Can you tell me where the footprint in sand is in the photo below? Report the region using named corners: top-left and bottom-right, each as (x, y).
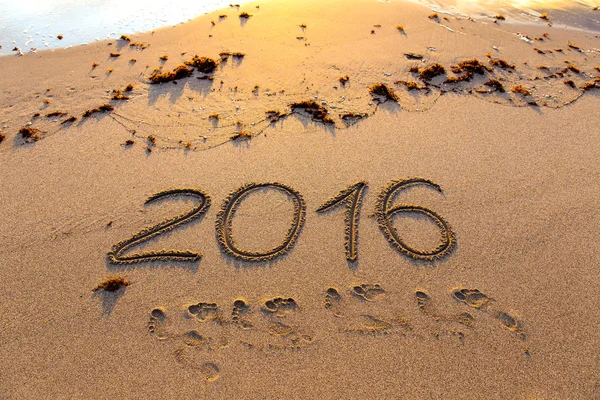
top-left (263, 297), bottom-right (298, 316)
top-left (147, 307), bottom-right (170, 340)
top-left (231, 299), bottom-right (253, 329)
top-left (174, 348), bottom-right (220, 382)
top-left (351, 284), bottom-right (385, 302)
top-left (451, 288), bottom-right (494, 309)
top-left (451, 287), bottom-right (526, 340)
top-left (324, 287), bottom-right (344, 317)
top-left (188, 302), bottom-right (222, 322)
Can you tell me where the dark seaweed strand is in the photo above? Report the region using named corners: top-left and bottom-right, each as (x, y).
top-left (107, 188), bottom-right (211, 264)
top-left (316, 182), bottom-right (367, 261)
top-left (215, 182), bottom-right (306, 262)
top-left (374, 178), bottom-right (456, 261)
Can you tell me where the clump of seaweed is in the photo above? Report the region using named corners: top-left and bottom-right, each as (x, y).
top-left (159, 55), bottom-right (169, 61)
top-left (239, 11), bottom-right (251, 18)
top-left (149, 64), bottom-right (192, 84)
top-left (368, 83), bottom-right (399, 101)
top-left (266, 110), bottom-right (287, 123)
top-left (340, 112), bottom-right (368, 120)
top-left (209, 113), bottom-right (220, 120)
top-left (429, 13), bottom-right (439, 19)
top-left (231, 130), bottom-right (252, 140)
top-left (92, 62), bottom-right (99, 69)
top-left (82, 104), bottom-right (114, 118)
top-left (396, 25), bottom-right (404, 32)
top-left (394, 80), bottom-right (424, 90)
top-left (184, 56), bottom-right (218, 73)
top-left (119, 35), bottom-right (131, 42)
top-left (568, 42), bottom-right (580, 50)
top-left (46, 111), bottom-right (68, 118)
top-left (124, 84), bottom-right (134, 92)
top-left (452, 59), bottom-right (488, 75)
top-left (290, 100), bottom-right (335, 123)
top-left (495, 14), bottom-right (506, 20)
top-left (61, 116), bottom-right (77, 125)
top-left (129, 42), bottom-right (148, 49)
top-left (489, 59), bottom-right (516, 69)
top-left (338, 75), bottom-right (349, 85)
top-left (419, 63), bottom-right (445, 81)
top-left (409, 65), bottom-right (420, 73)
top-left (93, 277), bottom-right (130, 292)
top-left (484, 79), bottom-right (505, 92)
top-left (19, 127), bottom-right (42, 142)
top-left (129, 58), bottom-right (137, 63)
top-left (582, 77), bottom-right (600, 91)
top-left (110, 52), bottom-right (121, 58)
top-left (565, 64), bottom-right (580, 73)
top-left (511, 85), bottom-right (531, 96)
top-left (111, 89), bottom-right (129, 100)
top-left (564, 80), bottom-right (576, 88)
top-left (444, 73), bottom-right (473, 83)
top-left (539, 12), bottom-right (550, 20)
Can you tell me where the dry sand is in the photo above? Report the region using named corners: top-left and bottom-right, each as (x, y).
top-left (1, 0), bottom-right (599, 398)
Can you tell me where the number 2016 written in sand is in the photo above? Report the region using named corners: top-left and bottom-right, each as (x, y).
top-left (107, 178), bottom-right (456, 264)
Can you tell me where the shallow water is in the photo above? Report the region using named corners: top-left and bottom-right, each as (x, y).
top-left (412, 0), bottom-right (600, 32)
top-left (0, 0), bottom-right (249, 56)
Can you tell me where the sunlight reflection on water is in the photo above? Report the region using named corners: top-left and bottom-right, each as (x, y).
top-left (0, 0), bottom-right (250, 55)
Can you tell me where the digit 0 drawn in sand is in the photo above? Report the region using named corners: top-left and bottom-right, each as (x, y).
top-left (451, 288), bottom-right (526, 340)
top-left (108, 188), bottom-right (211, 264)
top-left (374, 178), bottom-right (456, 261)
top-left (316, 182), bottom-right (367, 262)
top-left (215, 182), bottom-right (306, 262)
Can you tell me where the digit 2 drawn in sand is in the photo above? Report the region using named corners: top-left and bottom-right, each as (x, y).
top-left (317, 182), bottom-right (367, 262)
top-left (374, 178), bottom-right (455, 261)
top-left (108, 189), bottom-right (211, 264)
top-left (215, 182), bottom-right (306, 261)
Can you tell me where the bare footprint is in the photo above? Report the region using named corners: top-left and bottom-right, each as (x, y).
top-left (345, 314), bottom-right (411, 336)
top-left (351, 284), bottom-right (385, 302)
top-left (324, 287), bottom-right (344, 317)
top-left (231, 299), bottom-right (253, 329)
top-left (451, 288), bottom-right (493, 309)
top-left (452, 288), bottom-right (525, 340)
top-left (495, 311), bottom-right (526, 340)
top-left (174, 349), bottom-right (220, 382)
top-left (147, 307), bottom-right (170, 340)
top-left (263, 297), bottom-right (298, 316)
top-left (188, 302), bottom-right (222, 322)
top-left (181, 330), bottom-right (209, 348)
top-left (454, 311), bottom-right (475, 327)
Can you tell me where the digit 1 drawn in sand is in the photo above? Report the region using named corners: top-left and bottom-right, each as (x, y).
top-left (108, 188), bottom-right (211, 264)
top-left (374, 178), bottom-right (456, 261)
top-left (215, 182), bottom-right (306, 262)
top-left (316, 182), bottom-right (367, 261)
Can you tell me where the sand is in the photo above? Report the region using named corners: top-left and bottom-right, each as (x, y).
top-left (1, 0), bottom-right (599, 398)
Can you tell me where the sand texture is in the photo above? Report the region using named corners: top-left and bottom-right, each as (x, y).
top-left (0, 0), bottom-right (599, 398)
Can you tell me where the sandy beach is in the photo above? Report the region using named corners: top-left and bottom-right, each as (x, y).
top-left (1, 0), bottom-right (599, 398)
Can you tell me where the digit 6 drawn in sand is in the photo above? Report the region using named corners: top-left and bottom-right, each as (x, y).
top-left (216, 182), bottom-right (306, 262)
top-left (374, 178), bottom-right (455, 261)
top-left (316, 182), bottom-right (367, 262)
top-left (108, 189), bottom-right (211, 264)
